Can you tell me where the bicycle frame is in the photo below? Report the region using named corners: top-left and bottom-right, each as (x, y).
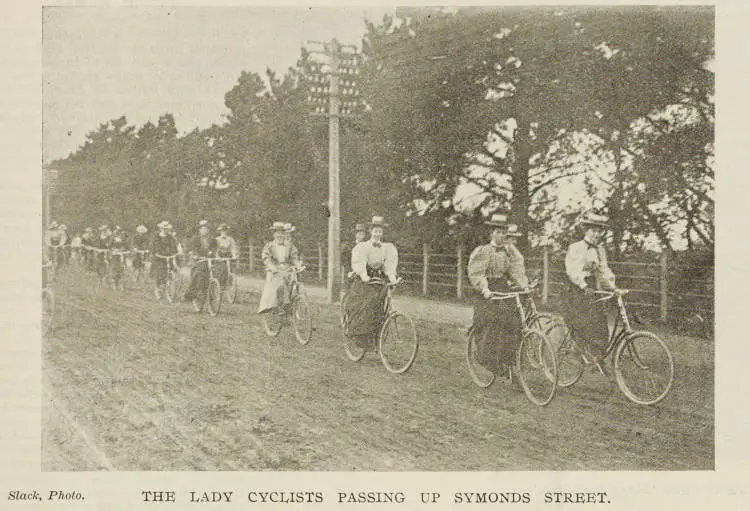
top-left (593, 290), bottom-right (633, 357)
top-left (487, 287), bottom-right (537, 331)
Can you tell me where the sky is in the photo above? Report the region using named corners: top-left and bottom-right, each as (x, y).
top-left (42, 6), bottom-right (394, 163)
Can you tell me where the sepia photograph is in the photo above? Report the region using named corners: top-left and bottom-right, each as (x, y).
top-left (40, 5), bottom-right (714, 472)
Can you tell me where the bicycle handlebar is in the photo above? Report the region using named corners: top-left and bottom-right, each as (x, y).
top-left (593, 289), bottom-right (629, 302)
top-left (367, 276), bottom-right (402, 287)
top-left (153, 253), bottom-right (178, 260)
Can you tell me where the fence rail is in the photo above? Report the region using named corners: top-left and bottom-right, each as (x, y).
top-left (237, 241), bottom-right (714, 322)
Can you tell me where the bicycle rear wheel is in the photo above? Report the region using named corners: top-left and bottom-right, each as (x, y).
top-left (263, 310), bottom-right (283, 337)
top-left (165, 273), bottom-right (177, 304)
top-left (292, 294), bottom-right (312, 345)
top-left (517, 329), bottom-right (557, 406)
top-left (378, 312), bottom-right (418, 374)
top-left (466, 327), bottom-right (495, 388)
top-left (614, 330), bottom-right (674, 405)
top-left (42, 288), bottom-right (54, 336)
top-left (206, 278), bottom-right (222, 317)
top-left (529, 313), bottom-right (584, 388)
top-left (226, 273), bottom-right (237, 304)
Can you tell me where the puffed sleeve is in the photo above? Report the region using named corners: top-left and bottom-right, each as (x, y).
top-left (565, 241), bottom-right (588, 290)
top-left (467, 245), bottom-right (490, 293)
top-left (506, 245), bottom-right (529, 289)
top-left (596, 246), bottom-right (616, 290)
top-left (289, 244), bottom-right (301, 266)
top-left (351, 242), bottom-right (368, 280)
top-left (384, 243), bottom-right (398, 282)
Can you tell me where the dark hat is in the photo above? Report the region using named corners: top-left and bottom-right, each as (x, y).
top-left (368, 216), bottom-right (389, 227)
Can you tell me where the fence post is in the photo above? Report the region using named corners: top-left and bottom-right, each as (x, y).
top-left (660, 248), bottom-right (668, 322)
top-left (456, 243), bottom-right (464, 300)
top-left (422, 243), bottom-right (430, 296)
top-left (248, 241), bottom-right (254, 273)
top-left (318, 242), bottom-right (324, 282)
top-left (542, 244), bottom-right (550, 306)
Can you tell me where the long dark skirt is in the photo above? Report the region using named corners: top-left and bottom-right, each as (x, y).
top-left (344, 279), bottom-right (388, 344)
top-left (150, 258), bottom-right (172, 286)
top-left (560, 285), bottom-right (610, 359)
top-left (472, 295), bottom-right (523, 371)
top-left (184, 261), bottom-right (209, 301)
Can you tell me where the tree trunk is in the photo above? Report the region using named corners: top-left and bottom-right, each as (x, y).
top-left (511, 120), bottom-right (532, 253)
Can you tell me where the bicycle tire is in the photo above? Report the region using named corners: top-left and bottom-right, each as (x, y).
top-left (517, 329), bottom-right (558, 406)
top-left (530, 313), bottom-right (584, 388)
top-left (206, 278), bottom-right (222, 317)
top-left (614, 330), bottom-right (674, 405)
top-left (226, 274), bottom-right (237, 304)
top-left (292, 294), bottom-right (312, 345)
top-left (466, 327), bottom-right (495, 388)
top-left (165, 273), bottom-right (176, 304)
top-left (263, 310), bottom-right (283, 337)
top-left (378, 312), bottom-right (418, 374)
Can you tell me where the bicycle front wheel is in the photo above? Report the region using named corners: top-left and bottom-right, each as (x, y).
top-left (466, 327), bottom-right (495, 388)
top-left (292, 294), bottom-right (312, 345)
top-left (614, 330), bottom-right (674, 405)
top-left (342, 310), bottom-right (366, 362)
top-left (226, 274), bottom-right (237, 304)
top-left (206, 278), bottom-right (222, 317)
top-left (517, 329), bottom-right (558, 406)
top-left (378, 312), bottom-right (418, 374)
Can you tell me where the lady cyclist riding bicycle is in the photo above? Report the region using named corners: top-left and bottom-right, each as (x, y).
top-left (183, 219), bottom-right (217, 304)
top-left (467, 214), bottom-right (530, 383)
top-left (258, 221), bottom-right (302, 317)
top-left (214, 223), bottom-right (238, 287)
top-left (344, 216), bottom-right (399, 348)
top-left (562, 212), bottom-right (617, 372)
top-left (150, 220), bottom-right (180, 299)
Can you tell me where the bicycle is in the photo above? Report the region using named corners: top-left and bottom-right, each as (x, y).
top-left (152, 253), bottom-right (180, 303)
top-left (191, 257), bottom-right (222, 317)
top-left (131, 248), bottom-right (150, 283)
top-left (341, 277), bottom-right (418, 374)
top-left (109, 249), bottom-right (130, 291)
top-left (262, 266), bottom-right (312, 345)
top-left (42, 261), bottom-right (54, 336)
top-left (466, 284), bottom-right (558, 406)
top-left (551, 289), bottom-right (674, 405)
top-left (91, 247), bottom-right (111, 290)
top-left (216, 257), bottom-right (238, 304)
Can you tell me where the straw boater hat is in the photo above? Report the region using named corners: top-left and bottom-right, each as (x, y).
top-left (58, 224), bottom-right (67, 230)
top-left (217, 223), bottom-right (229, 232)
top-left (368, 216), bottom-right (389, 228)
top-left (198, 219), bottom-right (209, 228)
top-left (157, 220), bottom-right (169, 230)
top-left (49, 221), bottom-right (58, 229)
top-left (580, 213), bottom-right (609, 229)
top-left (136, 225), bottom-right (148, 234)
top-left (484, 214), bottom-right (522, 236)
top-left (270, 221), bottom-right (286, 231)
top-left (99, 225), bottom-right (109, 232)
top-left (84, 227), bottom-right (93, 233)
top-left (355, 223), bottom-right (366, 232)
top-left (284, 223), bottom-right (295, 233)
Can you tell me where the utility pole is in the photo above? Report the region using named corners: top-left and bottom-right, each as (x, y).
top-left (305, 38), bottom-right (362, 303)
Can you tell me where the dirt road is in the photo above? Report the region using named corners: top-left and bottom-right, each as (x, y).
top-left (42, 268), bottom-right (713, 470)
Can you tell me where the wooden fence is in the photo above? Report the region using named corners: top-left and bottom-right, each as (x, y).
top-left (236, 240), bottom-right (714, 323)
